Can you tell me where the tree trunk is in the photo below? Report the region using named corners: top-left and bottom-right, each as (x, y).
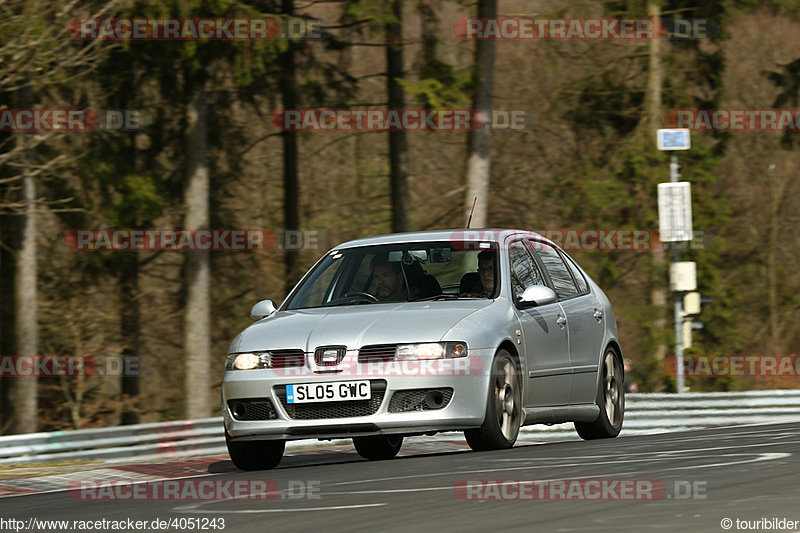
top-left (646, 0), bottom-right (668, 365)
top-left (120, 254), bottom-right (141, 424)
top-left (463, 0), bottom-right (497, 228)
top-left (386, 0), bottom-right (409, 232)
top-left (120, 103), bottom-right (143, 425)
top-left (184, 80), bottom-right (211, 419)
top-left (767, 183), bottom-right (778, 354)
top-left (13, 84), bottom-right (38, 434)
top-left (0, 225), bottom-right (13, 433)
top-left (281, 0), bottom-right (300, 294)
top-left (766, 163), bottom-right (790, 354)
top-left (645, 1), bottom-right (662, 135)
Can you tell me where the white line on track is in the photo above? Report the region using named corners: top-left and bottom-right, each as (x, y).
top-left (660, 452), bottom-right (790, 470)
top-left (330, 446), bottom-right (793, 486)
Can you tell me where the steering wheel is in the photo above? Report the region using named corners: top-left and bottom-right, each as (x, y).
top-left (342, 291), bottom-right (380, 303)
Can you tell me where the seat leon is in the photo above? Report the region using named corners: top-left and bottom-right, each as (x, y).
top-left (221, 229), bottom-right (625, 470)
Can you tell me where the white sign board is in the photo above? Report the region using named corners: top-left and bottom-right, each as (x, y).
top-left (670, 261), bottom-right (697, 292)
top-left (658, 182), bottom-right (693, 242)
top-left (657, 128), bottom-right (691, 150)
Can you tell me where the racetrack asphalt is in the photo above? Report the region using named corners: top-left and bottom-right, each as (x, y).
top-left (1, 422), bottom-right (798, 532)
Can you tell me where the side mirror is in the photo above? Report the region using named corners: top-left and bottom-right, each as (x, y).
top-left (249, 299), bottom-right (277, 320)
top-left (518, 285), bottom-right (557, 307)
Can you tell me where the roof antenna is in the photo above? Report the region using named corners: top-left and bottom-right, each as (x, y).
top-left (466, 196), bottom-right (478, 229)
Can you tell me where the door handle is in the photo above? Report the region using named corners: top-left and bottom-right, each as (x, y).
top-left (556, 315), bottom-right (567, 328)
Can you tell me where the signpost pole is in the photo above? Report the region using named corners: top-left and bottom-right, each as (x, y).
top-left (670, 153), bottom-right (685, 394)
top-left (657, 128), bottom-right (692, 394)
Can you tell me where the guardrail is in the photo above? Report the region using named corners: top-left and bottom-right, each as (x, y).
top-left (521, 389), bottom-right (800, 441)
top-left (1, 390), bottom-right (799, 466)
top-left (0, 418), bottom-right (225, 466)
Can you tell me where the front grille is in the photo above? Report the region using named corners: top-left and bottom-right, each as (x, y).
top-left (275, 380), bottom-right (386, 419)
top-left (358, 344), bottom-right (397, 363)
top-left (314, 345), bottom-right (347, 366)
top-left (228, 398), bottom-right (278, 421)
top-left (388, 388), bottom-right (454, 413)
top-left (270, 349), bottom-right (306, 368)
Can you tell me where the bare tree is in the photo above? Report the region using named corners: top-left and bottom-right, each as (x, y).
top-left (0, 0), bottom-right (128, 432)
top-left (386, 0), bottom-right (409, 232)
top-left (644, 1), bottom-right (662, 136)
top-left (184, 80), bottom-right (211, 419)
top-left (13, 84), bottom-right (38, 434)
top-left (463, 0), bottom-right (496, 227)
top-left (645, 0), bottom-right (668, 363)
top-left (281, 0), bottom-right (301, 293)
top-left (119, 253), bottom-right (142, 424)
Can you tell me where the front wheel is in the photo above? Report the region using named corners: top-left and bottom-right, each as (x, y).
top-left (575, 348), bottom-right (624, 440)
top-left (353, 435), bottom-right (403, 460)
top-left (465, 349), bottom-right (522, 451)
top-left (226, 431), bottom-right (285, 470)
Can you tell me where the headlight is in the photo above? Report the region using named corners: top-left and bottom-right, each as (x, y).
top-left (395, 342), bottom-right (467, 360)
top-left (225, 352), bottom-right (270, 370)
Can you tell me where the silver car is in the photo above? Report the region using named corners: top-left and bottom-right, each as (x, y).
top-left (222, 229), bottom-right (624, 470)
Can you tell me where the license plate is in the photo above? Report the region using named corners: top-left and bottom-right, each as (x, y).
top-left (286, 380), bottom-right (371, 404)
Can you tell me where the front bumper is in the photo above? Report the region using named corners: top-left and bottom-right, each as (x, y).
top-left (221, 351), bottom-right (491, 441)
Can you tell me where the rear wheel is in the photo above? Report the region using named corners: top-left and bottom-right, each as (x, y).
top-left (353, 435), bottom-right (403, 460)
top-left (225, 431), bottom-right (285, 470)
top-left (575, 348), bottom-right (624, 440)
top-left (465, 349), bottom-right (522, 451)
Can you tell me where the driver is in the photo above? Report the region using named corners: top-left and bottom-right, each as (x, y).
top-left (371, 256), bottom-right (409, 301)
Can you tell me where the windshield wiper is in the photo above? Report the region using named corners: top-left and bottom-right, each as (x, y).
top-left (326, 300), bottom-right (378, 307)
top-left (412, 294), bottom-right (478, 302)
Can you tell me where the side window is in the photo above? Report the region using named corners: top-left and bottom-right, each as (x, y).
top-left (529, 241), bottom-right (579, 299)
top-left (562, 252), bottom-right (589, 294)
top-left (508, 240), bottom-right (544, 300)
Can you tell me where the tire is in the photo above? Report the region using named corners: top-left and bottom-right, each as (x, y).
top-left (225, 431), bottom-right (285, 471)
top-left (465, 349), bottom-right (522, 451)
top-left (353, 435), bottom-right (404, 460)
top-left (575, 347), bottom-right (624, 440)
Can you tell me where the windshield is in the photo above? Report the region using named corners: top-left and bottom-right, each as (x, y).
top-left (285, 241), bottom-right (500, 310)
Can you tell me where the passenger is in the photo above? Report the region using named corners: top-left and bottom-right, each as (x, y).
top-left (477, 250), bottom-right (496, 297)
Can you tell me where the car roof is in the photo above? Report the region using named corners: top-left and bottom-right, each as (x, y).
top-left (334, 229), bottom-right (551, 250)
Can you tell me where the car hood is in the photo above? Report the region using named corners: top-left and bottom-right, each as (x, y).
top-left (232, 300), bottom-right (494, 353)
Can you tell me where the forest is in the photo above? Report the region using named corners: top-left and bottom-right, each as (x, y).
top-left (1, 0), bottom-right (799, 434)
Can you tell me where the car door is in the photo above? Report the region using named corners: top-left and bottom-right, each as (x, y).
top-left (529, 240), bottom-right (604, 405)
top-left (507, 239), bottom-right (571, 407)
